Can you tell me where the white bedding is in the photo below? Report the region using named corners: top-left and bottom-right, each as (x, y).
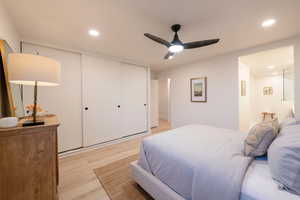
top-left (139, 124), bottom-right (252, 200)
top-left (138, 125), bottom-right (299, 200)
top-left (241, 159), bottom-right (299, 200)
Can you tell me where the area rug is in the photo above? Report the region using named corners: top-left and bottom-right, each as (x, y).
top-left (94, 154), bottom-right (153, 200)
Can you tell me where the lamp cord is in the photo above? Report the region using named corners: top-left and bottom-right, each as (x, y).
top-left (33, 81), bottom-right (38, 123)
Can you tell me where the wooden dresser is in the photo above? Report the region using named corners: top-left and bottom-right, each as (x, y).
top-left (0, 116), bottom-right (60, 200)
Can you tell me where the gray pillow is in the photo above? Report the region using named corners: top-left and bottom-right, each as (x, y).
top-left (244, 120), bottom-right (279, 157)
top-left (268, 125), bottom-right (300, 195)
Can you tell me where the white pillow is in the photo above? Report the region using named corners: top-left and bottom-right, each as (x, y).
top-left (279, 124), bottom-right (300, 136)
top-left (268, 125), bottom-right (300, 195)
top-left (279, 117), bottom-right (299, 130)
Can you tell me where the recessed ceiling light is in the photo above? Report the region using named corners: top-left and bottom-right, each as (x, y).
top-left (262, 19), bottom-right (276, 27)
top-left (267, 65), bottom-right (275, 69)
top-left (89, 29), bottom-right (100, 37)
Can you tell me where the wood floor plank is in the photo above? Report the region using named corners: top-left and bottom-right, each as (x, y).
top-left (58, 120), bottom-right (170, 200)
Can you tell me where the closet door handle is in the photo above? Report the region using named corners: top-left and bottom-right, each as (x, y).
top-left (84, 107), bottom-right (89, 110)
top-left (117, 105), bottom-right (121, 108)
top-left (144, 104), bottom-right (147, 106)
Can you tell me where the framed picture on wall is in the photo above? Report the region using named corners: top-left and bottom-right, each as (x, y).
top-left (191, 77), bottom-right (207, 102)
top-left (241, 80), bottom-right (246, 96)
top-left (263, 87), bottom-right (273, 96)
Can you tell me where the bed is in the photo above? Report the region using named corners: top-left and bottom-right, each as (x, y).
top-left (130, 124), bottom-right (299, 200)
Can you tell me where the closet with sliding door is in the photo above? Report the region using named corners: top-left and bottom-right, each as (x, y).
top-left (21, 42), bottom-right (149, 152)
top-left (82, 55), bottom-right (148, 147)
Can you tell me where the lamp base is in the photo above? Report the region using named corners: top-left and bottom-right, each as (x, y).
top-left (22, 120), bottom-right (45, 127)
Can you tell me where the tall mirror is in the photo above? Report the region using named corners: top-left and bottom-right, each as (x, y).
top-left (0, 40), bottom-right (24, 118)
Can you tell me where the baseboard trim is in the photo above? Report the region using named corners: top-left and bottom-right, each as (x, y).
top-left (59, 131), bottom-right (150, 158)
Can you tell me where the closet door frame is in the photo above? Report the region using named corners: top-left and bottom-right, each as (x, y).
top-left (82, 56), bottom-right (151, 147)
top-left (20, 42), bottom-right (151, 151)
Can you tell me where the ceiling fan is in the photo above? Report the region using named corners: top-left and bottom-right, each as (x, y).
top-left (144, 24), bottom-right (220, 60)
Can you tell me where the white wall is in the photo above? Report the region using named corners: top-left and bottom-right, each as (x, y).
top-left (160, 54), bottom-right (239, 129)
top-left (159, 36), bottom-right (300, 130)
top-left (0, 1), bottom-right (19, 51)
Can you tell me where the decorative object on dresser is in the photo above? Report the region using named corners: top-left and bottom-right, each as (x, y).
top-left (0, 117), bottom-right (18, 128)
top-left (8, 53), bottom-right (61, 126)
top-left (24, 104), bottom-right (49, 117)
top-left (191, 77), bottom-right (207, 102)
top-left (0, 116), bottom-right (60, 200)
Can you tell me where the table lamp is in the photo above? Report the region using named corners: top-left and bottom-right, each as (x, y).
top-left (8, 53), bottom-right (61, 126)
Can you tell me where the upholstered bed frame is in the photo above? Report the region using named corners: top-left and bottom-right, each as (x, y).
top-left (130, 161), bottom-right (185, 200)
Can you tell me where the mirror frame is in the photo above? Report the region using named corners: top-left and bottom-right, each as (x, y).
top-left (0, 40), bottom-right (25, 118)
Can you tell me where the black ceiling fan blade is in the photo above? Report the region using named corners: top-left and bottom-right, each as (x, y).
top-left (164, 52), bottom-right (175, 60)
top-left (144, 33), bottom-right (171, 47)
top-left (183, 39), bottom-right (220, 49)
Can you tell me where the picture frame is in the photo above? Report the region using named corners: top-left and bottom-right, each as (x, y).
top-left (241, 80), bottom-right (246, 96)
top-left (263, 87), bottom-right (273, 96)
top-left (191, 77), bottom-right (207, 102)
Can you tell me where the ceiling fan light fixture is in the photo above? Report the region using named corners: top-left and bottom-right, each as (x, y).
top-left (168, 45), bottom-right (184, 53)
top-left (262, 19), bottom-right (276, 27)
top-left (89, 29), bottom-right (100, 37)
top-left (144, 24), bottom-right (220, 59)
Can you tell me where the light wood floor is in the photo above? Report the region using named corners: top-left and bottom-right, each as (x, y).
top-left (58, 120), bottom-right (171, 200)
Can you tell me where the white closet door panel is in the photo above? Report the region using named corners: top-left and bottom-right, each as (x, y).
top-left (82, 55), bottom-right (121, 146)
top-left (22, 43), bottom-right (82, 152)
top-left (120, 63), bottom-right (147, 136)
top-left (151, 80), bottom-right (159, 127)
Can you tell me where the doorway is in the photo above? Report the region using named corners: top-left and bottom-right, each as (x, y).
top-left (150, 71), bottom-right (171, 131)
top-left (239, 46), bottom-right (295, 131)
top-left (158, 78), bottom-right (171, 122)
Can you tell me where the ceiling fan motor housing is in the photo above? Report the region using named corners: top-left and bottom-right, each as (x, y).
top-left (171, 24), bottom-right (181, 32)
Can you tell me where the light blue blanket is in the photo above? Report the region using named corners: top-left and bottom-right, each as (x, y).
top-left (138, 124), bottom-right (253, 200)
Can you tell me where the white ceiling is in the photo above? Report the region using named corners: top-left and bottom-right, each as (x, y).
top-left (2, 0), bottom-right (300, 71)
top-left (240, 46), bottom-right (294, 77)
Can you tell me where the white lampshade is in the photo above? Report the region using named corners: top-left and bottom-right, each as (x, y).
top-left (8, 53), bottom-right (61, 86)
